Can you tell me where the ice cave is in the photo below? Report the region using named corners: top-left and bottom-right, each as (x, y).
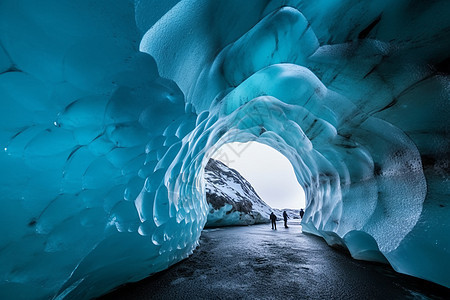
top-left (0, 0), bottom-right (449, 299)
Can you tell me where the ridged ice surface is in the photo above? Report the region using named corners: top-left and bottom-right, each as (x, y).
top-left (0, 0), bottom-right (449, 299)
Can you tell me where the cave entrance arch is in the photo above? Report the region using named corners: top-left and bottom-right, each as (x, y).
top-left (203, 140), bottom-right (306, 227)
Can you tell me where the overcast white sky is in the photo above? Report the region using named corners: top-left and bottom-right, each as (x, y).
top-left (211, 141), bottom-right (305, 209)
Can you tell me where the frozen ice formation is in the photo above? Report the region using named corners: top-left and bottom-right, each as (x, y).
top-left (0, 0), bottom-right (449, 299)
top-left (205, 159), bottom-right (271, 227)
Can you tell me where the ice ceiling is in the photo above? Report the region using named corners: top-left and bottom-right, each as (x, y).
top-left (0, 0), bottom-right (449, 299)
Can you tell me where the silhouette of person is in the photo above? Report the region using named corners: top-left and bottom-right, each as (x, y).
top-left (270, 212), bottom-right (277, 230)
top-left (283, 211), bottom-right (289, 228)
top-left (300, 209), bottom-right (304, 219)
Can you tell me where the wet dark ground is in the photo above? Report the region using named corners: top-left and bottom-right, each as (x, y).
top-left (99, 221), bottom-right (450, 300)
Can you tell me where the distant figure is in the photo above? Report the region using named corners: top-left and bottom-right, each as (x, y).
top-left (300, 209), bottom-right (304, 219)
top-left (283, 211), bottom-right (289, 228)
top-left (270, 212), bottom-right (277, 230)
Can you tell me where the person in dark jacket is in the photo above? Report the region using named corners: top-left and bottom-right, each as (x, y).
top-left (270, 212), bottom-right (277, 230)
top-left (283, 211), bottom-right (289, 228)
top-left (300, 208), bottom-right (304, 219)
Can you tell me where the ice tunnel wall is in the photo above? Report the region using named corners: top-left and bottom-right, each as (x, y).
top-left (0, 0), bottom-right (449, 299)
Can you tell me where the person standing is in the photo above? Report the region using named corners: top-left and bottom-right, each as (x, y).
top-left (270, 212), bottom-right (277, 230)
top-left (283, 211), bottom-right (289, 228)
top-left (300, 208), bottom-right (304, 219)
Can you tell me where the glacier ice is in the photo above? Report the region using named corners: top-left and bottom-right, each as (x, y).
top-left (0, 0), bottom-right (449, 299)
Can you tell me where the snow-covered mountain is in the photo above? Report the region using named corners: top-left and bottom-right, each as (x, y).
top-left (204, 159), bottom-right (273, 227)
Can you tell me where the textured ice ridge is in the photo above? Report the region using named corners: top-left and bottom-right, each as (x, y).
top-left (0, 0), bottom-right (449, 299)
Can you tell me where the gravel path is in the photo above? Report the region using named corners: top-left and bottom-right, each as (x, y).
top-left (99, 221), bottom-right (450, 299)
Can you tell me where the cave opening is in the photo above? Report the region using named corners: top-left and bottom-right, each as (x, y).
top-left (203, 140), bottom-right (306, 227)
top-left (211, 141), bottom-right (305, 210)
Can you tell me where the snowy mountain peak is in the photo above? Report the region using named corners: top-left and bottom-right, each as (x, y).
top-left (204, 159), bottom-right (273, 227)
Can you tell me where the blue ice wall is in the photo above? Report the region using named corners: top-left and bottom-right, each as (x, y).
top-left (0, 0), bottom-right (449, 299)
top-left (0, 1), bottom-right (203, 299)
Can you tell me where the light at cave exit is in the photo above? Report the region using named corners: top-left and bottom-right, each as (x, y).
top-left (212, 141), bottom-right (306, 209)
